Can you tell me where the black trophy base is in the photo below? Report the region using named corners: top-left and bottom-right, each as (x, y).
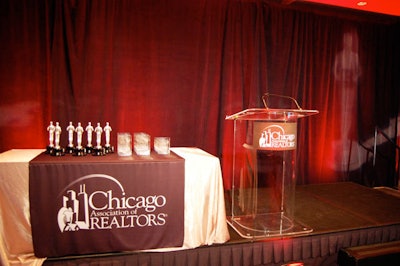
top-left (46, 146), bottom-right (54, 154)
top-left (85, 146), bottom-right (94, 154)
top-left (104, 145), bottom-right (114, 154)
top-left (73, 147), bottom-right (86, 156)
top-left (66, 146), bottom-right (75, 154)
top-left (92, 147), bottom-right (105, 156)
top-left (50, 147), bottom-right (65, 156)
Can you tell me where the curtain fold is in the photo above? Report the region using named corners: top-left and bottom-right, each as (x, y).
top-left (0, 0), bottom-right (399, 188)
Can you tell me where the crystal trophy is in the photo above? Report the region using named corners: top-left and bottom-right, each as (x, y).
top-left (134, 132), bottom-right (151, 156)
top-left (154, 137), bottom-right (170, 155)
top-left (117, 133), bottom-right (132, 156)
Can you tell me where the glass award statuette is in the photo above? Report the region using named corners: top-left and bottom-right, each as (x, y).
top-left (154, 137), bottom-right (170, 155)
top-left (117, 133), bottom-right (132, 156)
top-left (225, 93), bottom-right (318, 239)
top-left (134, 132), bottom-right (151, 156)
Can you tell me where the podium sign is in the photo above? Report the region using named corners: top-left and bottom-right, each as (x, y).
top-left (225, 94), bottom-right (318, 239)
top-left (253, 121), bottom-right (297, 150)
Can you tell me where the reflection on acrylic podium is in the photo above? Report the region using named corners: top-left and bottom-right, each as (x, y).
top-left (225, 94), bottom-right (318, 239)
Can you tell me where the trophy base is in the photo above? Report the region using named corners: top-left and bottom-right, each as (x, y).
top-left (51, 147), bottom-right (65, 156)
top-left (104, 146), bottom-right (114, 154)
top-left (73, 147), bottom-right (86, 156)
top-left (45, 146), bottom-right (54, 154)
top-left (92, 147), bottom-right (105, 156)
top-left (85, 146), bottom-right (93, 154)
top-left (66, 146), bottom-right (75, 154)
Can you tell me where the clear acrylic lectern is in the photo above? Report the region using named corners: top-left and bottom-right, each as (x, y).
top-left (225, 94), bottom-right (318, 238)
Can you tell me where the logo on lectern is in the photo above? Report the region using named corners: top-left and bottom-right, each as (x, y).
top-left (57, 174), bottom-right (167, 232)
top-left (256, 123), bottom-right (296, 150)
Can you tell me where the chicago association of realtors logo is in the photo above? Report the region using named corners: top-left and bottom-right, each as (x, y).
top-left (258, 124), bottom-right (296, 150)
top-left (57, 174), bottom-right (168, 232)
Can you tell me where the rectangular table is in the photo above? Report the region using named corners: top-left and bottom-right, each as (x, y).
top-left (0, 148), bottom-right (230, 266)
top-left (29, 151), bottom-right (185, 258)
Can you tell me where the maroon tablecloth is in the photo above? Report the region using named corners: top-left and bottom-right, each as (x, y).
top-left (29, 151), bottom-right (184, 258)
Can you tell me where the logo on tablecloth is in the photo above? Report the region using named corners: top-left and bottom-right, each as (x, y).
top-left (57, 174), bottom-right (167, 232)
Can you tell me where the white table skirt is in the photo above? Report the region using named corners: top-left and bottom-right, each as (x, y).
top-left (0, 147), bottom-right (230, 266)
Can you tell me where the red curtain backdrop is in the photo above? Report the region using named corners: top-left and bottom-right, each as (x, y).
top-left (0, 0), bottom-right (399, 189)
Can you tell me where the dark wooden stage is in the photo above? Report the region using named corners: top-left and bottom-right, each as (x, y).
top-left (43, 182), bottom-right (400, 266)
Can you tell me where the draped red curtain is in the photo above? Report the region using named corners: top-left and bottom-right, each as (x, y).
top-left (1, 0), bottom-right (399, 188)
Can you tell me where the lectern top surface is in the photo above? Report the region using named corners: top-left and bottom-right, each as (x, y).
top-left (225, 108), bottom-right (319, 121)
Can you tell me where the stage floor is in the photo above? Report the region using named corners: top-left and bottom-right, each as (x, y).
top-left (226, 182), bottom-right (400, 242)
top-left (44, 182), bottom-right (400, 265)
